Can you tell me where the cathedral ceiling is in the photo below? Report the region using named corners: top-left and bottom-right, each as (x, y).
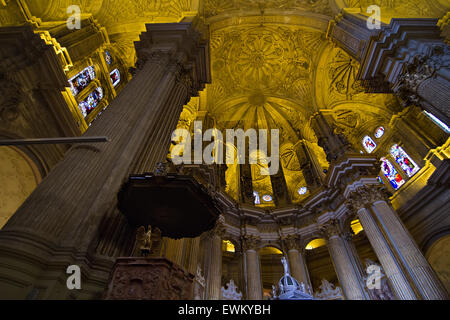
top-left (315, 45), bottom-right (396, 143)
top-left (202, 0), bottom-right (333, 18)
top-left (207, 22), bottom-right (327, 146)
top-left (343, 0), bottom-right (449, 21)
top-left (2, 0), bottom-right (448, 207)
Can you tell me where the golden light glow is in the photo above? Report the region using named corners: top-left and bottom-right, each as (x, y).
top-left (259, 246), bottom-right (283, 255)
top-left (351, 219), bottom-right (364, 235)
top-left (305, 238), bottom-right (326, 250)
top-left (222, 240), bottom-right (235, 253)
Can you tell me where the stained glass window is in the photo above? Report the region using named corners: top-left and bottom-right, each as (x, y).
top-left (381, 157), bottom-right (405, 190)
top-left (374, 126), bottom-right (385, 138)
top-left (298, 187), bottom-right (307, 195)
top-left (110, 69), bottom-right (120, 87)
top-left (69, 66), bottom-right (95, 96)
top-left (362, 136), bottom-right (377, 153)
top-left (105, 51), bottom-right (112, 65)
top-left (377, 176), bottom-right (384, 184)
top-left (78, 87), bottom-right (104, 118)
top-left (262, 195), bottom-right (273, 202)
top-left (390, 144), bottom-right (420, 178)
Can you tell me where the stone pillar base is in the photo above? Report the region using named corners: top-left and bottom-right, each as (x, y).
top-left (104, 257), bottom-right (194, 300)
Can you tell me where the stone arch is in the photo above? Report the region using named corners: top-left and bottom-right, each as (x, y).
top-left (302, 234), bottom-right (340, 293)
top-left (221, 237), bottom-right (242, 295)
top-left (258, 244), bottom-right (284, 298)
top-left (0, 145), bottom-right (42, 229)
top-left (424, 232), bottom-right (450, 294)
top-left (259, 243), bottom-right (285, 255)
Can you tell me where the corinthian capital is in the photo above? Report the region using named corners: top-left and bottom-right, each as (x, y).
top-left (211, 214), bottom-right (227, 238)
top-left (393, 45), bottom-right (449, 105)
top-left (241, 235), bottom-right (261, 251)
top-left (282, 235), bottom-right (302, 251)
top-left (319, 219), bottom-right (342, 239)
top-left (347, 185), bottom-right (390, 209)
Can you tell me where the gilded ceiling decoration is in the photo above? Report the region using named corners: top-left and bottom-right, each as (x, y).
top-left (327, 50), bottom-right (365, 100)
top-left (96, 0), bottom-right (192, 26)
top-left (203, 0), bottom-right (333, 18)
top-left (209, 25), bottom-right (322, 99)
top-left (3, 0), bottom-right (428, 209)
top-left (208, 24), bottom-right (326, 142)
top-left (22, 0), bottom-right (193, 23)
top-left (344, 0), bottom-right (448, 19)
top-left (316, 46), bottom-right (393, 109)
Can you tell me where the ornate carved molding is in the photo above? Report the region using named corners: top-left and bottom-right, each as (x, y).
top-left (282, 234), bottom-right (302, 251)
top-left (241, 235), bottom-right (261, 251)
top-left (346, 184), bottom-right (391, 212)
top-left (104, 257), bottom-right (194, 300)
top-left (392, 45), bottom-right (449, 107)
top-left (0, 73), bottom-right (21, 122)
top-left (319, 219), bottom-right (342, 239)
top-left (208, 214), bottom-right (227, 238)
top-left (133, 20), bottom-right (210, 96)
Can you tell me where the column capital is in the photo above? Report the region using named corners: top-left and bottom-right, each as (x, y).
top-left (392, 45), bottom-right (449, 108)
top-left (133, 20), bottom-right (211, 95)
top-left (0, 73), bottom-right (22, 122)
top-left (342, 231), bottom-right (354, 242)
top-left (208, 214), bottom-right (226, 239)
top-left (241, 235), bottom-right (261, 252)
top-left (281, 234), bottom-right (302, 251)
top-left (319, 219), bottom-right (342, 239)
top-left (346, 185), bottom-right (390, 209)
top-left (130, 50), bottom-right (171, 76)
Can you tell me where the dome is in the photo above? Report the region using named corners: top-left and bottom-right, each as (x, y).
top-left (275, 257), bottom-right (314, 300)
top-left (279, 274), bottom-right (301, 294)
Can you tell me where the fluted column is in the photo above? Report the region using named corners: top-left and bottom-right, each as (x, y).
top-left (282, 235), bottom-right (311, 288)
top-left (187, 237), bottom-right (201, 274)
top-left (342, 231), bottom-right (369, 292)
top-left (347, 204), bottom-right (416, 300)
top-left (165, 238), bottom-right (185, 266)
top-left (321, 220), bottom-right (368, 300)
top-left (369, 188), bottom-right (448, 299)
top-left (242, 235), bottom-right (262, 300)
top-left (348, 185), bottom-right (449, 299)
top-left (206, 216), bottom-right (225, 300)
top-left (0, 21), bottom-right (210, 299)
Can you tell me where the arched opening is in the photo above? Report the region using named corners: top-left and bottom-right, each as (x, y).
top-left (426, 234), bottom-right (450, 293)
top-left (221, 239), bottom-right (243, 298)
top-left (0, 146), bottom-right (41, 229)
top-left (304, 238), bottom-right (339, 295)
top-left (258, 246), bottom-right (284, 299)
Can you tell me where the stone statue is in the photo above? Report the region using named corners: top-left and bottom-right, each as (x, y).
top-left (133, 225), bottom-right (161, 257)
top-left (364, 259), bottom-right (395, 300)
top-left (154, 162), bottom-right (167, 176)
top-left (221, 279), bottom-right (242, 300)
top-left (315, 279), bottom-right (344, 300)
top-left (271, 285), bottom-right (278, 299)
top-left (281, 256), bottom-right (290, 275)
top-left (194, 266), bottom-right (206, 300)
